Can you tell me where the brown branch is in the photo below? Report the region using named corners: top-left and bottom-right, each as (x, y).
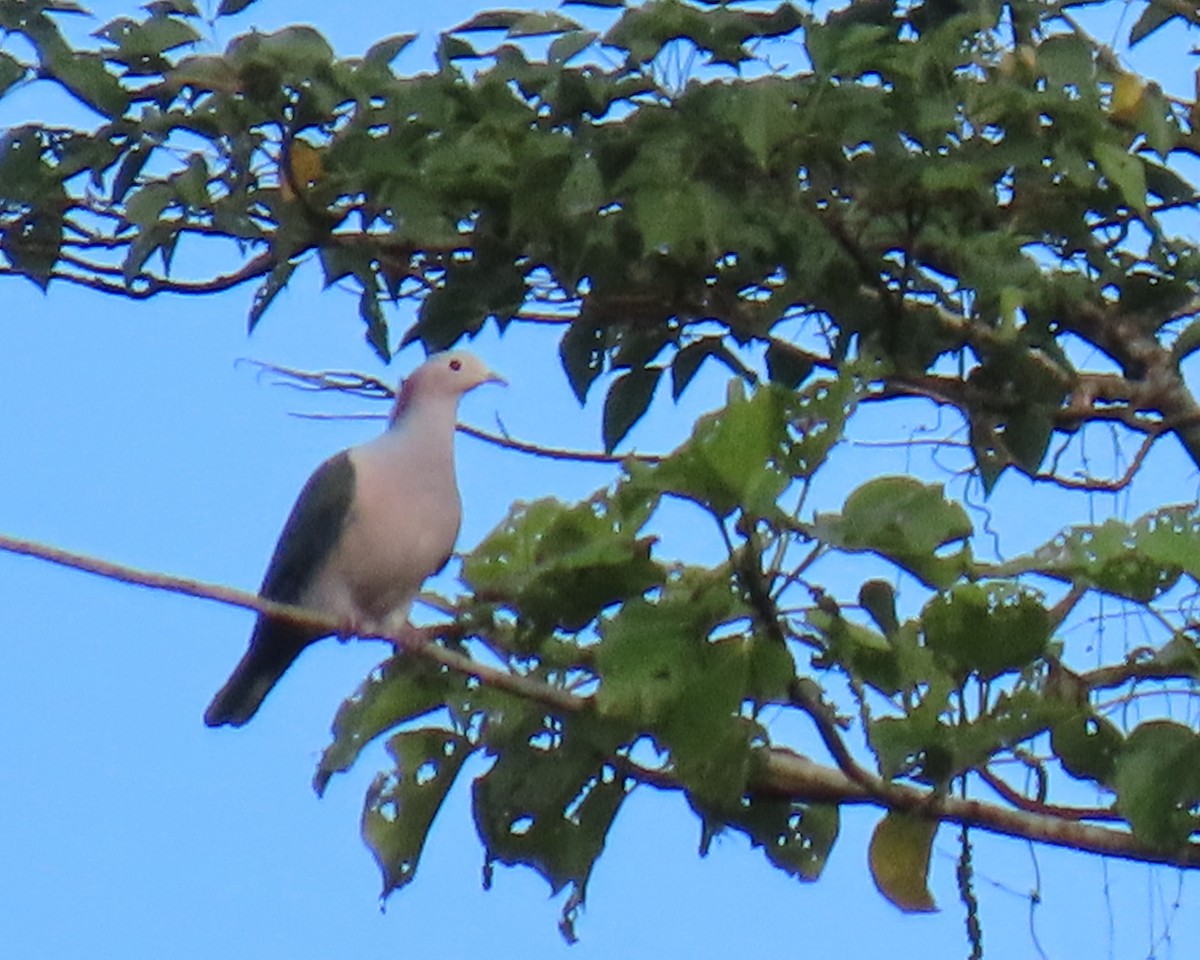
top-left (1080, 652), bottom-right (1200, 691)
top-left (787, 678), bottom-right (894, 795)
top-left (1030, 428), bottom-right (1159, 493)
top-left (0, 531), bottom-right (579, 714)
top-left (976, 767), bottom-right (1121, 822)
top-left (457, 423), bottom-right (663, 465)
top-left (761, 749), bottom-right (1200, 868)
top-left (0, 252), bottom-right (277, 300)
top-left (7, 531), bottom-right (1200, 869)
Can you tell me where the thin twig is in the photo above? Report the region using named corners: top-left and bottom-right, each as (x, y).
top-left (243, 360), bottom-right (665, 464)
top-left (977, 768), bottom-right (1121, 822)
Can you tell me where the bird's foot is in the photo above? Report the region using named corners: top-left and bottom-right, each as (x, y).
top-left (335, 615), bottom-right (366, 642)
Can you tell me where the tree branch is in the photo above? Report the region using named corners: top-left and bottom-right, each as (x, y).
top-left (760, 749), bottom-right (1200, 868)
top-left (5, 530), bottom-right (1200, 871)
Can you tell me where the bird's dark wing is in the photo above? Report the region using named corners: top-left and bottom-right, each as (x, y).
top-left (258, 450), bottom-right (356, 604)
top-left (204, 451), bottom-right (356, 728)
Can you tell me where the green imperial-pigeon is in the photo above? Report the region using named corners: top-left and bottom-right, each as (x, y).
top-left (204, 350), bottom-right (505, 727)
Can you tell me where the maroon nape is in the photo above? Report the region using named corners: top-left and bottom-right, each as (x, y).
top-left (389, 375), bottom-right (417, 424)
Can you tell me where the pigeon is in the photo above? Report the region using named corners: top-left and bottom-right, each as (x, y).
top-left (204, 350), bottom-right (504, 727)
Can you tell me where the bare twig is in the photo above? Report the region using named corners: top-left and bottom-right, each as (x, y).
top-left (243, 360), bottom-right (665, 464)
top-left (977, 767), bottom-right (1121, 822)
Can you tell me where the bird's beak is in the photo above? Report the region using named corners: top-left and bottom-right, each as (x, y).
top-left (484, 369), bottom-right (508, 387)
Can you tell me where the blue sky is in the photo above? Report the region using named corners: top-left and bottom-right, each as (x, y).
top-left (2, 2), bottom-right (1199, 957)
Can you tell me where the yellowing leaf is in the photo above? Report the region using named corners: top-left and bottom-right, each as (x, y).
top-left (1109, 72), bottom-right (1145, 125)
top-left (868, 811), bottom-right (938, 913)
top-left (280, 140), bottom-right (324, 200)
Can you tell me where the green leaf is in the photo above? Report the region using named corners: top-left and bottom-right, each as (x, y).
top-left (463, 497), bottom-right (664, 636)
top-left (216, 0), bottom-right (258, 16)
top-left (318, 244), bottom-right (370, 289)
top-left (871, 686), bottom-right (1067, 784)
top-left (363, 729), bottom-right (473, 897)
top-left (316, 656), bottom-right (467, 796)
top-left (1, 203), bottom-right (64, 290)
top-left (815, 477), bottom-right (972, 589)
top-left (642, 381), bottom-right (787, 518)
top-left (670, 339), bottom-right (720, 399)
top-left (437, 34), bottom-right (477, 64)
top-left (111, 142), bottom-right (151, 204)
top-left (595, 569), bottom-right (761, 807)
top-left (859, 579), bottom-right (899, 637)
top-left (94, 15), bottom-right (200, 62)
top-left (453, 10), bottom-right (526, 32)
top-left (602, 366), bottom-right (661, 451)
top-left (697, 796), bottom-right (838, 881)
top-left (409, 255), bottom-right (526, 352)
top-left (998, 507), bottom-right (1195, 602)
top-left (247, 259), bottom-right (296, 333)
top-left (144, 1), bottom-right (201, 16)
top-left (1051, 712), bottom-right (1123, 787)
top-left (44, 51), bottom-right (127, 116)
top-left (810, 607), bottom-right (909, 695)
top-left (1114, 721), bottom-right (1200, 851)
top-left (256, 25), bottom-right (334, 72)
top-left (1094, 141), bottom-right (1147, 214)
top-left (639, 376), bottom-right (851, 520)
top-left (473, 715), bottom-right (630, 941)
top-left (364, 34), bottom-right (417, 67)
top-left (1140, 84), bottom-right (1178, 158)
top-left (1132, 505), bottom-right (1200, 582)
top-left (549, 30), bottom-right (598, 64)
top-left (921, 583), bottom-right (1050, 681)
top-left (359, 288), bottom-right (390, 360)
top-left (1129, 2), bottom-right (1177, 46)
top-left (1001, 404), bottom-right (1055, 475)
top-left (764, 341), bottom-right (813, 388)
top-left (172, 153), bottom-right (210, 208)
top-left (0, 52), bottom-right (28, 98)
top-left (122, 181), bottom-right (172, 230)
top-left (559, 317), bottom-right (608, 403)
top-left (510, 12), bottom-right (583, 38)
top-left (869, 811), bottom-right (938, 913)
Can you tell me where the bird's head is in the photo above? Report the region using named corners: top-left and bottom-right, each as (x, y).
top-left (391, 350), bottom-right (505, 422)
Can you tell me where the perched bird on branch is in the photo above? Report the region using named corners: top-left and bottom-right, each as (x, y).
top-left (204, 350), bottom-right (505, 727)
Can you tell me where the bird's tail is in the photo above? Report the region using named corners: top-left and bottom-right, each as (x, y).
top-left (204, 640), bottom-right (303, 728)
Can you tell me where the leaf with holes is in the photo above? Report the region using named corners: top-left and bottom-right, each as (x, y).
top-left (698, 795), bottom-right (839, 881)
top-left (595, 568), bottom-right (762, 807)
top-left (997, 507), bottom-right (1197, 602)
top-left (1051, 711), bottom-right (1123, 787)
top-left (473, 716), bottom-right (630, 941)
top-left (921, 583), bottom-right (1050, 681)
top-left (363, 729), bottom-right (473, 898)
top-left (463, 497), bottom-right (663, 638)
top-left (315, 656), bottom-right (469, 796)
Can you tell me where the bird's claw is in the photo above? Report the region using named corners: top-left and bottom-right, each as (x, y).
top-left (335, 615), bottom-right (365, 642)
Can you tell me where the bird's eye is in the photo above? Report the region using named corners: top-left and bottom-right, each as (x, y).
top-left (449, 358), bottom-right (462, 371)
